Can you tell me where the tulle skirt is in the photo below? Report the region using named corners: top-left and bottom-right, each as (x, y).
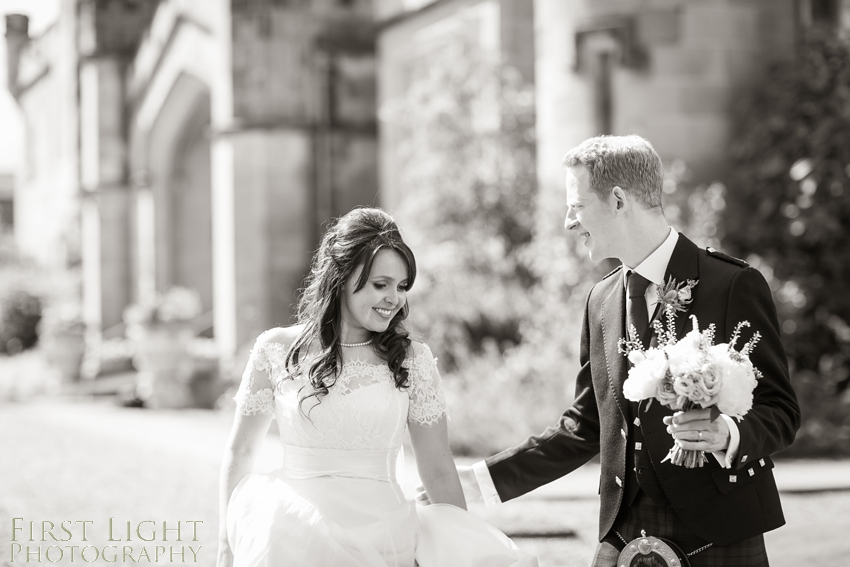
top-left (226, 445), bottom-right (537, 567)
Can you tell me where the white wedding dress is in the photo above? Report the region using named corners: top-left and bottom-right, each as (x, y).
top-left (227, 331), bottom-right (537, 567)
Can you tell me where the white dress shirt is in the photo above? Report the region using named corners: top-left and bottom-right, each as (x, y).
top-left (473, 227), bottom-right (739, 506)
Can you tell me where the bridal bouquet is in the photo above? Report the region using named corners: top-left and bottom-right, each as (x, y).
top-left (618, 278), bottom-right (763, 468)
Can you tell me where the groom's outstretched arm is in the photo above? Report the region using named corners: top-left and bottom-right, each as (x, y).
top-left (483, 296), bottom-right (602, 503)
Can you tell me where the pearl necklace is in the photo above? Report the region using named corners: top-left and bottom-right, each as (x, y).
top-left (340, 338), bottom-right (374, 348)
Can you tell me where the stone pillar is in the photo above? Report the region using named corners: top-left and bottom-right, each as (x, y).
top-left (79, 53), bottom-right (132, 336)
top-left (210, 129), bottom-right (313, 353)
top-left (219, 0), bottom-right (378, 354)
top-left (843, 0), bottom-right (850, 32)
top-left (210, 135), bottom-right (238, 358)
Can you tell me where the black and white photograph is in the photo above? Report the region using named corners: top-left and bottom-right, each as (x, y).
top-left (1, 1), bottom-right (849, 566)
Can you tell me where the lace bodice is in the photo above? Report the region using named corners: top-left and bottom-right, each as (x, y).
top-left (233, 330), bottom-right (448, 451)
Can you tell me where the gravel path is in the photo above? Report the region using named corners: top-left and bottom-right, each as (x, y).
top-left (1, 399), bottom-right (848, 567)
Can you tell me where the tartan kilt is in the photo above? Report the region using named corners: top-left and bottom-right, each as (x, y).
top-left (599, 491), bottom-right (770, 567)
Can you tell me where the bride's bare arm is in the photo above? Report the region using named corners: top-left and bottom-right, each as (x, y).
top-left (217, 413), bottom-right (273, 566)
top-left (409, 418), bottom-right (467, 510)
top-left (216, 327), bottom-right (299, 567)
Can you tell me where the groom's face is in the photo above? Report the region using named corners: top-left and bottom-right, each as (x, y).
top-left (564, 165), bottom-right (617, 261)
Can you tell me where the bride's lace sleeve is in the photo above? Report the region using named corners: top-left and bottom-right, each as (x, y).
top-left (233, 330), bottom-right (287, 418)
top-left (406, 343), bottom-right (448, 427)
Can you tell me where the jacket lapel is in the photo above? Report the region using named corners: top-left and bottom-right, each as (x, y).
top-left (600, 271), bottom-right (630, 420)
top-left (602, 234), bottom-right (701, 418)
top-left (661, 234), bottom-right (701, 340)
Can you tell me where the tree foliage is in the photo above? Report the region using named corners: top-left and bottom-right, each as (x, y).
top-left (724, 30), bottom-right (850, 456)
top-left (384, 26), bottom-right (587, 454)
top-left (385, 23), bottom-right (740, 454)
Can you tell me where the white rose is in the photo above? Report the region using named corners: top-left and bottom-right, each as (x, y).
top-left (678, 287), bottom-right (692, 302)
top-left (691, 363), bottom-right (721, 408)
top-left (656, 377), bottom-right (680, 409)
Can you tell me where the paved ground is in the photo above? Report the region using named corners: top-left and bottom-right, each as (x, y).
top-left (1, 399), bottom-right (848, 566)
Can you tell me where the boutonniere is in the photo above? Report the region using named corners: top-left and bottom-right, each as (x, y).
top-left (656, 276), bottom-right (698, 313)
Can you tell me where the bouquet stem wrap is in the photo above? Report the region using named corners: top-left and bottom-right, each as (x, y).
top-left (662, 402), bottom-right (709, 468)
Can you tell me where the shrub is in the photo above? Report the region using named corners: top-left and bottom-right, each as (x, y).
top-left (723, 29), bottom-right (850, 456)
top-left (386, 22), bottom-right (734, 455)
top-left (0, 289), bottom-right (42, 354)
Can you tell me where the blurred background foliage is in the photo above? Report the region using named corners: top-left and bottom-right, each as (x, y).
top-left (0, 243), bottom-right (44, 356)
top-left (0, 238), bottom-right (83, 400)
top-left (387, 30), bottom-right (571, 454)
top-left (387, 26), bottom-right (850, 458)
top-left (724, 29), bottom-right (850, 457)
top-left (387, 28), bottom-right (729, 455)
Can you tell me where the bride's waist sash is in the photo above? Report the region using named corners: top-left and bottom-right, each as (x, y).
top-left (282, 444), bottom-right (402, 482)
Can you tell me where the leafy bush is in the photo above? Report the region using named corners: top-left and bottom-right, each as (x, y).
top-left (724, 29), bottom-right (850, 456)
top-left (386, 21), bottom-right (737, 455)
top-left (383, 27), bottom-right (565, 453)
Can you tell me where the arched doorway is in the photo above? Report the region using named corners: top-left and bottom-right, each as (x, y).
top-left (148, 73), bottom-right (214, 330)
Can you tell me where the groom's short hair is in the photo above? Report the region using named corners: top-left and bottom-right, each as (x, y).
top-left (562, 135), bottom-right (664, 209)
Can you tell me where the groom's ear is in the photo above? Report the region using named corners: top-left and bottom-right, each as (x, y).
top-left (612, 186), bottom-right (628, 212)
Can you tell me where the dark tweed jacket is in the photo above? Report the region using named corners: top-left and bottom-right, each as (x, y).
top-left (485, 234), bottom-right (800, 546)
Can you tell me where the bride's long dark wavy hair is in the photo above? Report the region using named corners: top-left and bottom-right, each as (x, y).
top-left (285, 208), bottom-right (416, 413)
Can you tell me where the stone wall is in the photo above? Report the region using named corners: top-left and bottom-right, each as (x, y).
top-left (227, 0), bottom-right (380, 343)
top-left (533, 0), bottom-right (798, 225)
top-left (5, 7), bottom-right (80, 269)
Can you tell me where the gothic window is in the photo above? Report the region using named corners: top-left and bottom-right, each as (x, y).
top-left (574, 17), bottom-right (647, 136)
top-left (593, 51), bottom-right (614, 136)
top-left (799, 0), bottom-right (840, 28)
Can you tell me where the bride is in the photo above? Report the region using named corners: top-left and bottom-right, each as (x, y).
top-left (217, 207), bottom-right (537, 567)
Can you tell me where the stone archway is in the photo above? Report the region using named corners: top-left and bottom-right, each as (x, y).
top-left (147, 73), bottom-right (214, 322)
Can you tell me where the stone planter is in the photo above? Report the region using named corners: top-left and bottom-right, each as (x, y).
top-left (43, 331), bottom-right (86, 382)
top-left (129, 321), bottom-right (195, 409)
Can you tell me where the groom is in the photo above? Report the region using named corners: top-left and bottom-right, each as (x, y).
top-left (449, 135), bottom-right (799, 566)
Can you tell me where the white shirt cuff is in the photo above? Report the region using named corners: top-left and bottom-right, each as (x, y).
top-left (472, 460), bottom-right (502, 506)
top-left (712, 413), bottom-right (740, 468)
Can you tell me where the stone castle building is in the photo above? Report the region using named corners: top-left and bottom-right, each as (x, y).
top-left (6, 0), bottom-right (379, 359)
top-left (5, 0), bottom-right (844, 361)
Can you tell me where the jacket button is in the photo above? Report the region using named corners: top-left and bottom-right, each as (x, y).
top-left (635, 442), bottom-right (642, 450)
top-left (634, 417), bottom-right (641, 427)
top-left (741, 455), bottom-right (748, 463)
top-left (748, 468), bottom-right (755, 476)
top-left (729, 475), bottom-right (737, 483)
top-left (759, 458), bottom-right (765, 466)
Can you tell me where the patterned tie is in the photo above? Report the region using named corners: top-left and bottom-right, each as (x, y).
top-left (627, 271), bottom-right (652, 347)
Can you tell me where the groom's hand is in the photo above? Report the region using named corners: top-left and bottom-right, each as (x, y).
top-left (414, 466), bottom-right (482, 505)
top-left (664, 407), bottom-right (730, 453)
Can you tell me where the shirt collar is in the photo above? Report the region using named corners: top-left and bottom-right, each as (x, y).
top-left (623, 227), bottom-right (679, 287)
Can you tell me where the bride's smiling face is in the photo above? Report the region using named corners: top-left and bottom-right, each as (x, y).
top-left (339, 249), bottom-right (410, 342)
